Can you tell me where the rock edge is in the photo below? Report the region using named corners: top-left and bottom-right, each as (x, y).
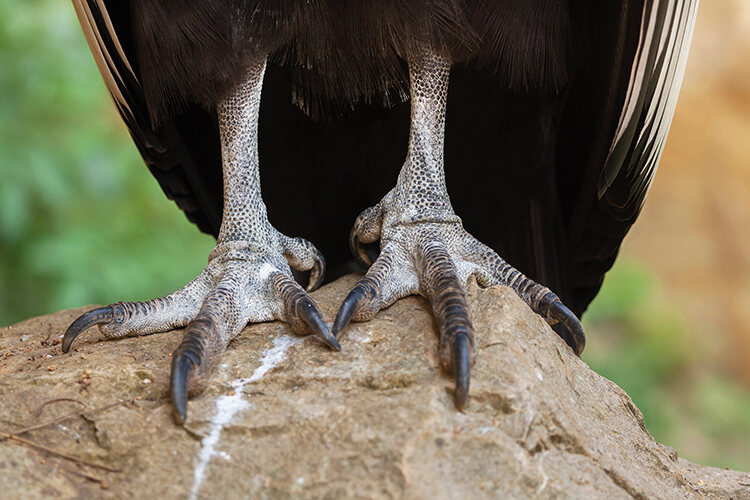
top-left (1, 275), bottom-right (748, 499)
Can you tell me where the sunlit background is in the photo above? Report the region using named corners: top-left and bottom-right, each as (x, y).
top-left (1, 0), bottom-right (748, 471)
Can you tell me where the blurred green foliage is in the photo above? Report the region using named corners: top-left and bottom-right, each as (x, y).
top-left (0, 0), bottom-right (214, 325)
top-left (584, 261), bottom-right (750, 471)
top-left (1, 0), bottom-right (748, 473)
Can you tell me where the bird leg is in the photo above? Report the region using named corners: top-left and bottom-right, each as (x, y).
top-left (333, 48), bottom-right (585, 410)
top-left (63, 58), bottom-right (338, 424)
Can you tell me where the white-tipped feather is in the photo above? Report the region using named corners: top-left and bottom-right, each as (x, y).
top-left (600, 0), bottom-right (699, 210)
top-left (72, 0), bottom-right (136, 121)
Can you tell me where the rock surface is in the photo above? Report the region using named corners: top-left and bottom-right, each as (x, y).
top-left (1, 275), bottom-right (748, 499)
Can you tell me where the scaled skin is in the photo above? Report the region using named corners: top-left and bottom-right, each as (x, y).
top-left (64, 59), bottom-right (340, 424)
top-left (333, 50), bottom-right (584, 408)
top-left (64, 49), bottom-right (584, 423)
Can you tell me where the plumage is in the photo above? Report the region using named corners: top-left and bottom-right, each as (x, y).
top-left (71, 0), bottom-right (697, 317)
top-left (74, 0), bottom-right (697, 304)
top-left (63, 0), bottom-right (701, 421)
top-left (128, 0), bottom-right (574, 123)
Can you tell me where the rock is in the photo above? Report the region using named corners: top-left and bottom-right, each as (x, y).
top-left (1, 275), bottom-right (748, 499)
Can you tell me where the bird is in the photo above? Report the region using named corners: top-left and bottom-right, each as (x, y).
top-left (62, 0), bottom-right (698, 424)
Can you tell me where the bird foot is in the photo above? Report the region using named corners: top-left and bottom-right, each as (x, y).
top-left (62, 233), bottom-right (337, 424)
top-left (334, 193), bottom-right (585, 410)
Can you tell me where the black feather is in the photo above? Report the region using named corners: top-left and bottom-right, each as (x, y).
top-left (73, 0), bottom-right (697, 318)
top-left (130, 0), bottom-right (571, 123)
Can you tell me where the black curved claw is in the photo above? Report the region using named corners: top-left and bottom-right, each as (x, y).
top-left (297, 297), bottom-right (340, 351)
top-left (170, 354), bottom-right (193, 425)
top-left (452, 332), bottom-right (471, 411)
top-left (332, 282), bottom-right (372, 338)
top-left (349, 225), bottom-right (373, 267)
top-left (306, 247), bottom-right (326, 293)
top-left (62, 306), bottom-right (114, 353)
top-left (170, 327), bottom-right (205, 425)
top-left (548, 300), bottom-right (586, 356)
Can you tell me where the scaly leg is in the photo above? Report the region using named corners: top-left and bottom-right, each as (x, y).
top-left (333, 49), bottom-right (585, 410)
top-left (63, 59), bottom-right (338, 424)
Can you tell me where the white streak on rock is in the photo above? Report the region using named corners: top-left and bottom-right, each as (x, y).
top-left (348, 327), bottom-right (373, 343)
top-left (189, 335), bottom-right (302, 500)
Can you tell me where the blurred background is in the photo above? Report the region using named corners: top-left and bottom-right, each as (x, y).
top-left (1, 0), bottom-right (748, 471)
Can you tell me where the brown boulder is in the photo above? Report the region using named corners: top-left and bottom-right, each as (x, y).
top-left (1, 275), bottom-right (748, 499)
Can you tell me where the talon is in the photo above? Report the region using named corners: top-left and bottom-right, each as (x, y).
top-left (491, 261), bottom-right (588, 357)
top-left (418, 240), bottom-right (477, 410)
top-left (170, 321), bottom-right (208, 425)
top-left (348, 205), bottom-right (384, 268)
top-left (452, 332), bottom-right (471, 411)
top-left (547, 300), bottom-right (586, 356)
top-left (62, 306), bottom-right (115, 353)
top-left (306, 247), bottom-right (326, 292)
top-left (349, 225), bottom-right (373, 267)
top-left (297, 297), bottom-right (340, 350)
top-left (170, 351), bottom-right (193, 425)
top-left (332, 281), bottom-right (373, 338)
top-left (273, 273), bottom-right (340, 349)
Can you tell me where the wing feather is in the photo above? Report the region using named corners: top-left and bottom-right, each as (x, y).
top-left (71, 0), bottom-right (223, 234)
top-left (558, 0), bottom-right (699, 314)
top-left (73, 0), bottom-right (139, 133)
top-left (599, 0), bottom-right (698, 215)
